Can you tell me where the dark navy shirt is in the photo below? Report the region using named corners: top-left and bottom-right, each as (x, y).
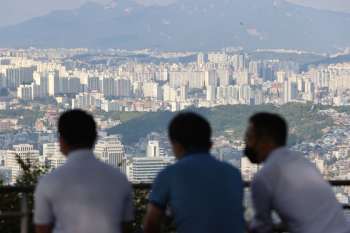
top-left (151, 149), bottom-right (244, 233)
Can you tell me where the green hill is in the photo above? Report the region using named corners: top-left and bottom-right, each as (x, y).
top-left (105, 102), bottom-right (334, 146)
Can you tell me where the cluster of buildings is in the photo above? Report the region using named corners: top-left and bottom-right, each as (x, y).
top-left (0, 133), bottom-right (176, 185)
top-left (1, 47), bottom-right (350, 215)
top-left (0, 48), bottom-right (349, 114)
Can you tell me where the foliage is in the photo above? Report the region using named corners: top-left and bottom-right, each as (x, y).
top-left (33, 96), bottom-right (58, 105)
top-left (107, 102), bottom-right (334, 146)
top-left (0, 109), bottom-right (46, 126)
top-left (326, 157), bottom-right (337, 166)
top-left (0, 154), bottom-right (162, 232)
top-left (105, 95), bottom-right (121, 101)
top-left (132, 189), bottom-right (150, 231)
top-left (154, 79), bottom-right (169, 86)
top-left (0, 88), bottom-right (9, 96)
top-left (88, 59), bottom-right (107, 65)
top-left (188, 88), bottom-right (204, 95)
top-left (56, 93), bottom-right (77, 98)
top-left (317, 105), bottom-right (350, 116)
top-left (326, 172), bottom-right (337, 178)
top-left (64, 53), bottom-right (92, 61)
top-left (90, 110), bottom-right (145, 122)
top-left (0, 154), bottom-right (50, 233)
top-left (319, 87), bottom-right (329, 91)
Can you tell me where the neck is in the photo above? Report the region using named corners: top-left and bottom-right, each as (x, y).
top-left (65, 147), bottom-right (92, 156)
top-left (260, 144), bottom-right (282, 162)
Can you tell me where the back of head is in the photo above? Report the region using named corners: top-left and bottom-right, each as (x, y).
top-left (58, 110), bottom-right (96, 148)
top-left (249, 112), bottom-right (287, 146)
top-left (168, 112), bottom-right (211, 150)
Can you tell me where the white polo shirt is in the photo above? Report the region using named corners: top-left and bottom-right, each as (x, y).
top-left (34, 149), bottom-right (133, 233)
top-left (250, 147), bottom-right (350, 233)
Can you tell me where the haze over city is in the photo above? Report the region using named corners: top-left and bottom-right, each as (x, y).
top-left (0, 0), bottom-right (350, 232)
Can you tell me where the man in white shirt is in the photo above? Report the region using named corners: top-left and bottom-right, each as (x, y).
top-left (245, 112), bottom-right (350, 233)
top-left (34, 110), bottom-right (133, 233)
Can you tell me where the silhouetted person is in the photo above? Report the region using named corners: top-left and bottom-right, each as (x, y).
top-left (34, 110), bottom-right (133, 233)
top-left (143, 112), bottom-right (244, 233)
top-left (245, 113), bottom-right (350, 233)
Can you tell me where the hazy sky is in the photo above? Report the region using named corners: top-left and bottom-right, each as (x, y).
top-left (0, 0), bottom-right (349, 16)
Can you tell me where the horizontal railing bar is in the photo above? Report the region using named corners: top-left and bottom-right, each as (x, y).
top-left (0, 184), bottom-right (154, 192)
top-left (0, 186), bottom-right (35, 192)
top-left (132, 183), bottom-right (152, 190)
top-left (0, 212), bottom-right (25, 217)
top-left (329, 180), bottom-right (350, 186)
top-left (1, 180), bottom-right (350, 192)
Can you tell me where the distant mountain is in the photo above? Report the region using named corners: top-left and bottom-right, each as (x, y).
top-left (300, 54), bottom-right (350, 72)
top-left (0, 0), bottom-right (349, 53)
top-left (0, 6), bottom-right (37, 28)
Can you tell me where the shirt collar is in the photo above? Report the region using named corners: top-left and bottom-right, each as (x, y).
top-left (264, 146), bottom-right (289, 165)
top-left (67, 148), bottom-right (95, 162)
top-left (184, 148), bottom-right (210, 157)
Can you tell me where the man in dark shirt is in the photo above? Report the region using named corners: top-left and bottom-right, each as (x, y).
top-left (143, 112), bottom-right (244, 233)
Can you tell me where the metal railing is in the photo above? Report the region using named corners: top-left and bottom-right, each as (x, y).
top-left (0, 181), bottom-right (349, 233)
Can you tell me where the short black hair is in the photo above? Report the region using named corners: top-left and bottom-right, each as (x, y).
top-left (249, 112), bottom-right (287, 146)
top-left (58, 110), bottom-right (96, 147)
top-left (168, 112), bottom-right (211, 150)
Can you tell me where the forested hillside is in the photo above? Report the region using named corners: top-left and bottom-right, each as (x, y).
top-left (106, 102), bottom-right (335, 146)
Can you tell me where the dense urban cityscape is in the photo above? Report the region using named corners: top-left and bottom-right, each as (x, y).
top-left (1, 0), bottom-right (350, 231)
top-left (0, 45), bottom-right (350, 213)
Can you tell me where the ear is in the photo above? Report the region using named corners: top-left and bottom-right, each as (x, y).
top-left (59, 136), bottom-right (69, 156)
top-left (208, 141), bottom-right (213, 150)
top-left (172, 140), bottom-right (185, 159)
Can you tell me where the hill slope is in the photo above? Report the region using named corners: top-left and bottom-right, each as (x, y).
top-left (106, 102), bottom-right (334, 146)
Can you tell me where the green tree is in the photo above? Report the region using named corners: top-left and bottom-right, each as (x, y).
top-left (0, 88), bottom-right (10, 96)
top-left (0, 154), bottom-right (49, 233)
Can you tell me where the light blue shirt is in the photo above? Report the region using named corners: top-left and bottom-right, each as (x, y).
top-left (151, 148), bottom-right (244, 233)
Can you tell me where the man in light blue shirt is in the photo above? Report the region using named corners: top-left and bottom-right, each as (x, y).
top-left (143, 112), bottom-right (244, 233)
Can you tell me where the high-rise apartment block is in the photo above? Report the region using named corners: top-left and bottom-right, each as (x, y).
top-left (180, 85), bottom-right (189, 100)
top-left (147, 141), bottom-right (160, 157)
top-left (131, 156), bottom-right (175, 183)
top-left (72, 91), bottom-right (105, 109)
top-left (101, 100), bottom-right (120, 112)
top-left (7, 144), bottom-right (39, 182)
top-left (94, 136), bottom-right (126, 174)
top-left (283, 80), bottom-right (298, 103)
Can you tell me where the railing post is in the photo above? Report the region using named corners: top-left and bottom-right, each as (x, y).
top-left (20, 192), bottom-right (28, 233)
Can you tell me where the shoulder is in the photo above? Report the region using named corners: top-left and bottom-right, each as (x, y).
top-left (157, 162), bottom-right (177, 178)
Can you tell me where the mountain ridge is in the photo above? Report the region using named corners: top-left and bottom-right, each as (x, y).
top-left (0, 0), bottom-right (349, 53)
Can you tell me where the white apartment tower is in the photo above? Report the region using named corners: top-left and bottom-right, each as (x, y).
top-left (101, 100), bottom-right (120, 112)
top-left (207, 85), bottom-right (216, 101)
top-left (283, 80), bottom-right (298, 103)
top-left (198, 53), bottom-right (205, 64)
top-left (94, 136), bottom-right (126, 174)
top-left (17, 84), bottom-right (33, 100)
top-left (7, 144), bottom-right (40, 182)
top-left (131, 157), bottom-right (175, 183)
top-left (315, 159), bottom-right (324, 175)
top-left (147, 141), bottom-right (160, 157)
top-left (180, 85), bottom-right (189, 100)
